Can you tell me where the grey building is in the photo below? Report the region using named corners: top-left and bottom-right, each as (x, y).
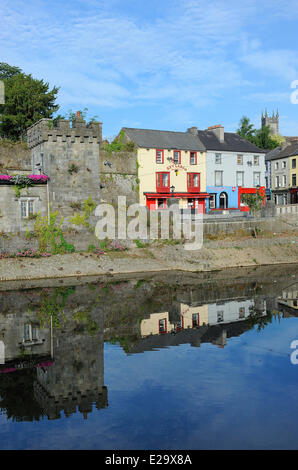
top-left (266, 141), bottom-right (298, 205)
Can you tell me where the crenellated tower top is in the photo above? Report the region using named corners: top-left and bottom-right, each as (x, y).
top-left (27, 112), bottom-right (102, 148)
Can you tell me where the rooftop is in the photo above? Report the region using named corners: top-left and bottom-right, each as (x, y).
top-left (122, 127), bottom-right (205, 151)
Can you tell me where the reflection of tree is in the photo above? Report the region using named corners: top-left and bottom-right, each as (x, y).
top-left (0, 369), bottom-right (45, 422)
top-left (247, 308), bottom-right (273, 332)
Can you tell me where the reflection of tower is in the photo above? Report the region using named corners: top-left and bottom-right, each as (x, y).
top-left (261, 110), bottom-right (279, 136)
top-left (33, 309), bottom-right (107, 420)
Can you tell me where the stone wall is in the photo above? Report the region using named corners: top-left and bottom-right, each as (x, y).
top-left (27, 117), bottom-right (102, 230)
top-left (0, 184), bottom-right (48, 234)
top-left (0, 140), bottom-right (31, 173)
top-left (99, 149), bottom-right (138, 206)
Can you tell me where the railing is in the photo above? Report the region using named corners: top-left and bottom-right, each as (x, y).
top-left (275, 204), bottom-right (298, 215)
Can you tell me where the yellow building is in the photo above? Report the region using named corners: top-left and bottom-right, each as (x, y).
top-left (140, 303), bottom-right (209, 337)
top-left (122, 127), bottom-right (209, 212)
top-left (289, 153), bottom-right (298, 204)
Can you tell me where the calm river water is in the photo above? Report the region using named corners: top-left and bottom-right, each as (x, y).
top-left (0, 265), bottom-right (298, 450)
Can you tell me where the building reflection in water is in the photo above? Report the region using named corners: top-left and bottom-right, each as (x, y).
top-left (0, 270), bottom-right (296, 422)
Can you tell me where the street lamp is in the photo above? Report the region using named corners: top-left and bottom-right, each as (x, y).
top-left (170, 185), bottom-right (175, 198)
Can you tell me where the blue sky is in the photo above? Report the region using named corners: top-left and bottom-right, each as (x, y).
top-left (1, 0), bottom-right (298, 139)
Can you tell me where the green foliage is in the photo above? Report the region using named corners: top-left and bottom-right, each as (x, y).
top-left (237, 116), bottom-right (281, 150)
top-left (71, 309), bottom-right (99, 335)
top-left (240, 193), bottom-right (264, 214)
top-left (237, 116), bottom-right (255, 140)
top-left (70, 196), bottom-right (96, 230)
top-left (0, 62), bottom-right (22, 80)
top-left (10, 175), bottom-right (32, 198)
top-left (101, 130), bottom-right (135, 153)
top-left (0, 65), bottom-right (59, 140)
top-left (68, 163), bottom-right (79, 175)
top-left (37, 287), bottom-right (75, 329)
top-left (135, 239), bottom-right (149, 248)
top-left (34, 210), bottom-right (74, 253)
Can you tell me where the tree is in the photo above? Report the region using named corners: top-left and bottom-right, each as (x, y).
top-left (253, 125), bottom-right (277, 150)
top-left (237, 116), bottom-right (282, 150)
top-left (237, 116), bottom-right (256, 141)
top-left (0, 66), bottom-right (59, 140)
top-left (0, 62), bottom-right (22, 80)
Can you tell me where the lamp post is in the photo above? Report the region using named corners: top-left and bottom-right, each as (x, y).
top-left (170, 185), bottom-right (175, 198)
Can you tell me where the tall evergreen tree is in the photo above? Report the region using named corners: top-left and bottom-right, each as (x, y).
top-left (0, 64), bottom-right (59, 140)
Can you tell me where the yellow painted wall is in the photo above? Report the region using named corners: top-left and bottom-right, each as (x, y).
top-left (289, 154), bottom-right (297, 187)
top-left (180, 304), bottom-right (209, 327)
top-left (140, 303), bottom-right (209, 337)
top-left (137, 148), bottom-right (207, 206)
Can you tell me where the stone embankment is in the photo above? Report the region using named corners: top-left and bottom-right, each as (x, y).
top-left (0, 233), bottom-right (297, 286)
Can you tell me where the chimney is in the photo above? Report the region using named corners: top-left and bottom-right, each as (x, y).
top-left (207, 125), bottom-right (224, 143)
top-left (187, 126), bottom-right (198, 135)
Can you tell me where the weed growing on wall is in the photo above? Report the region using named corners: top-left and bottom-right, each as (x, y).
top-left (34, 210), bottom-right (75, 253)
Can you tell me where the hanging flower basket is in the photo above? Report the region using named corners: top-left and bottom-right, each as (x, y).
top-left (0, 174), bottom-right (50, 184)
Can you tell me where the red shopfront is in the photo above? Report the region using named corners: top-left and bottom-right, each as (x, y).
top-left (144, 192), bottom-right (209, 213)
top-left (238, 186), bottom-right (266, 212)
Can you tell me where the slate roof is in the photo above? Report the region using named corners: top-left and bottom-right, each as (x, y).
top-left (122, 127), bottom-right (205, 151)
top-left (265, 142), bottom-right (298, 161)
top-left (196, 130), bottom-right (265, 153)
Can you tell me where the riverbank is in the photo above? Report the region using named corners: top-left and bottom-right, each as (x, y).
top-left (0, 232), bottom-right (297, 284)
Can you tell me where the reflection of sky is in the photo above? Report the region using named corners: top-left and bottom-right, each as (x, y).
top-left (1, 316), bottom-right (298, 450)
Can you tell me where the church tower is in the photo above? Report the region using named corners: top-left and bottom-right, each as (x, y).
top-left (261, 110), bottom-right (279, 136)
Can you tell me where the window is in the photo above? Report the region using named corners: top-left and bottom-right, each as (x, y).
top-left (293, 174), bottom-right (297, 186)
top-left (157, 198), bottom-right (165, 209)
top-left (236, 171), bottom-right (244, 187)
top-left (192, 313), bottom-right (199, 328)
top-left (190, 151), bottom-right (197, 165)
top-left (254, 155), bottom-right (259, 166)
top-left (24, 324), bottom-right (38, 342)
top-left (159, 318), bottom-right (167, 334)
top-left (292, 159), bottom-right (296, 169)
top-left (283, 161), bottom-right (287, 169)
top-left (265, 176), bottom-right (269, 189)
top-left (156, 149), bottom-right (164, 164)
top-left (215, 153), bottom-right (222, 164)
top-left (237, 155), bottom-right (243, 165)
top-left (239, 308), bottom-right (245, 319)
top-left (275, 175), bottom-right (280, 188)
top-left (217, 311), bottom-right (224, 323)
top-left (187, 173), bottom-right (200, 191)
top-left (283, 175), bottom-right (287, 187)
top-left (173, 150), bottom-right (181, 164)
top-left (20, 199), bottom-right (34, 218)
top-left (275, 162), bottom-right (279, 170)
top-left (253, 172), bottom-right (261, 187)
top-left (215, 171), bottom-right (223, 186)
top-left (209, 194), bottom-right (216, 209)
top-left (283, 193), bottom-right (288, 205)
top-left (156, 172), bottom-right (170, 191)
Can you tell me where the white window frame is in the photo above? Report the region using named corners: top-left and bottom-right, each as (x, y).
top-left (215, 153), bottom-right (222, 164)
top-left (275, 175), bottom-right (280, 188)
top-left (253, 172), bottom-right (261, 187)
top-left (215, 170), bottom-right (223, 186)
top-left (237, 154), bottom-right (243, 165)
top-left (254, 155), bottom-right (259, 166)
top-left (236, 171), bottom-right (244, 187)
top-left (20, 199), bottom-right (34, 218)
top-left (283, 175), bottom-right (287, 187)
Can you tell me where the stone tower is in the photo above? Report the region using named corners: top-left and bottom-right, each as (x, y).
top-left (261, 110), bottom-right (279, 136)
top-left (27, 113), bottom-right (102, 229)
